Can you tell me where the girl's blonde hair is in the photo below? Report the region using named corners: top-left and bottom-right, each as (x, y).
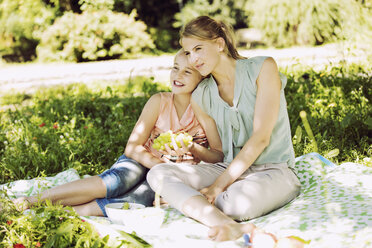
top-left (180, 16), bottom-right (245, 60)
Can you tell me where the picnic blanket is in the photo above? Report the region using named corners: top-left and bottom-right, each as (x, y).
top-left (2, 153), bottom-right (372, 248)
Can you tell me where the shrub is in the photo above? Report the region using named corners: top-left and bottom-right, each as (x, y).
top-left (0, 0), bottom-right (57, 62)
top-left (37, 10), bottom-right (155, 62)
top-left (112, 0), bottom-right (180, 51)
top-left (174, 0), bottom-right (249, 28)
top-left (247, 0), bottom-right (372, 47)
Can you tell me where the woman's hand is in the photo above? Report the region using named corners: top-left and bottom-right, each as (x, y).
top-left (200, 184), bottom-right (224, 204)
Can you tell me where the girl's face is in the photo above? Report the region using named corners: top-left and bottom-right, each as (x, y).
top-left (170, 53), bottom-right (202, 95)
top-left (181, 36), bottom-right (222, 76)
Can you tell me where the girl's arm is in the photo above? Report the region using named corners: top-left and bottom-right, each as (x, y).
top-left (124, 93), bottom-right (164, 169)
top-left (202, 57), bottom-right (282, 201)
top-left (190, 98), bottom-right (224, 163)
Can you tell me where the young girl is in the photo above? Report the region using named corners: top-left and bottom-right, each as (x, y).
top-left (147, 16), bottom-right (302, 244)
top-left (12, 50), bottom-right (224, 217)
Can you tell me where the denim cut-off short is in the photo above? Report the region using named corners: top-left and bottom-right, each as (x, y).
top-left (96, 154), bottom-right (153, 216)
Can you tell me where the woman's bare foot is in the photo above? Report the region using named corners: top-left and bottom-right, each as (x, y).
top-left (12, 196), bottom-right (33, 211)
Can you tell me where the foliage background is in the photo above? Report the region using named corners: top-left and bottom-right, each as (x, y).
top-left (1, 0), bottom-right (371, 62)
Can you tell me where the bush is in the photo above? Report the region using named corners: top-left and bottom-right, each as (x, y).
top-left (174, 0), bottom-right (249, 28)
top-left (37, 10), bottom-right (155, 62)
top-left (112, 0), bottom-right (181, 51)
top-left (247, 0), bottom-right (372, 47)
top-left (0, 0), bottom-right (57, 62)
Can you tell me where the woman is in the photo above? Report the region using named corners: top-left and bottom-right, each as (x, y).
top-left (147, 16), bottom-right (301, 242)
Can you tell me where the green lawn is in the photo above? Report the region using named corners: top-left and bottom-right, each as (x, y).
top-left (0, 60), bottom-right (371, 247)
top-left (0, 62), bottom-right (371, 184)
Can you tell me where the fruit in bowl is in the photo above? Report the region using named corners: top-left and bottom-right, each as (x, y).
top-left (105, 203), bottom-right (165, 234)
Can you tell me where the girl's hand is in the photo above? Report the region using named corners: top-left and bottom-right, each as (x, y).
top-left (200, 184), bottom-right (224, 204)
top-left (159, 143), bottom-right (194, 163)
top-left (160, 135), bottom-right (194, 159)
top-left (170, 134), bottom-right (193, 156)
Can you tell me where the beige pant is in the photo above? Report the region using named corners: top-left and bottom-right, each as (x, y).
top-left (147, 162), bottom-right (301, 221)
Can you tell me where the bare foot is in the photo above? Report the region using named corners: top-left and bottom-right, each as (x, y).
top-left (12, 197), bottom-right (32, 211)
top-left (208, 222), bottom-right (256, 241)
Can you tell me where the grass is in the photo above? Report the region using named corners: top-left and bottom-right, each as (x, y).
top-left (0, 59), bottom-right (371, 247)
top-left (0, 62), bottom-right (371, 184)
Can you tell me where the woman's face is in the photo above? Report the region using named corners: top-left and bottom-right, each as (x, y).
top-left (181, 37), bottom-right (222, 77)
top-left (170, 52), bottom-right (202, 95)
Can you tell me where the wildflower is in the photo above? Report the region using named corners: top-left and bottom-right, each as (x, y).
top-left (13, 244), bottom-right (26, 248)
top-left (33, 137), bottom-right (37, 140)
top-left (81, 219), bottom-right (86, 222)
top-left (6, 220), bottom-right (12, 225)
top-left (35, 242), bottom-right (42, 247)
top-left (39, 123), bottom-right (46, 127)
top-left (84, 126), bottom-right (88, 129)
top-left (53, 122), bottom-right (58, 129)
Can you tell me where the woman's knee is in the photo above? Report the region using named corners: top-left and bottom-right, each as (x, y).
top-left (146, 164), bottom-right (173, 192)
top-left (215, 192), bottom-right (257, 221)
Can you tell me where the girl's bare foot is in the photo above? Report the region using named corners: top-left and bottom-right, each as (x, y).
top-left (12, 197), bottom-right (32, 211)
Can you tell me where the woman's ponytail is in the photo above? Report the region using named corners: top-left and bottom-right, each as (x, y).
top-left (180, 16), bottom-right (245, 60)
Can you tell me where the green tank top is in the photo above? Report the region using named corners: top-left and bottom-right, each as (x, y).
top-left (192, 56), bottom-right (295, 167)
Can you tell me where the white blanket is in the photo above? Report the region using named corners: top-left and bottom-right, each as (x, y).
top-left (2, 153), bottom-right (372, 248)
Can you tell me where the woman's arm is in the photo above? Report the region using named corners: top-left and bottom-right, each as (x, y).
top-left (202, 57), bottom-right (282, 202)
top-left (124, 93), bottom-right (164, 169)
top-left (190, 98), bottom-right (224, 163)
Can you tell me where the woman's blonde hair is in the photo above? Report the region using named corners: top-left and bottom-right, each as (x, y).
top-left (180, 16), bottom-right (245, 60)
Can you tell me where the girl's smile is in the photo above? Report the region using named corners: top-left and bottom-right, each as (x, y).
top-left (173, 80), bottom-right (185, 87)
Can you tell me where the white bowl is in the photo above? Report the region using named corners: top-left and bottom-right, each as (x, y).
top-left (105, 203), bottom-right (165, 234)
top-left (105, 202), bottom-right (145, 225)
